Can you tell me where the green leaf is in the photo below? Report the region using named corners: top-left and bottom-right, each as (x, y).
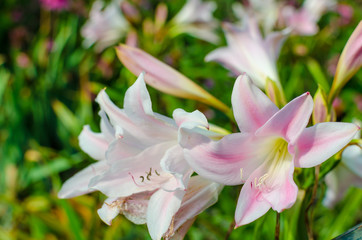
top-left (306, 58), bottom-right (330, 92)
top-left (58, 199), bottom-right (85, 240)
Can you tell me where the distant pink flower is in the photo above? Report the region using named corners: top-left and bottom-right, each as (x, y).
top-left (180, 74), bottom-right (359, 226)
top-left (40, 0), bottom-right (68, 11)
top-left (337, 4), bottom-right (354, 26)
top-left (281, 6), bottom-right (318, 36)
top-left (81, 0), bottom-right (129, 52)
top-left (206, 17), bottom-right (287, 89)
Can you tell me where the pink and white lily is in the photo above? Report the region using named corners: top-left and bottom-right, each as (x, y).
top-left (180, 74), bottom-right (360, 227)
top-left (81, 0), bottom-right (129, 52)
top-left (59, 73), bottom-right (223, 239)
top-left (205, 17), bottom-right (287, 89)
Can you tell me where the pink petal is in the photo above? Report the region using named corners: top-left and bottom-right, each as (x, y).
top-left (256, 92), bottom-right (313, 142)
top-left (78, 125), bottom-right (109, 161)
top-left (234, 166), bottom-right (271, 227)
top-left (232, 74), bottom-right (279, 133)
top-left (261, 161), bottom-right (298, 212)
top-left (147, 189), bottom-right (185, 240)
top-left (294, 122), bottom-right (360, 168)
top-left (58, 160), bottom-right (109, 198)
top-left (205, 47), bottom-right (245, 76)
top-left (181, 131), bottom-right (262, 185)
top-left (331, 21), bottom-right (362, 100)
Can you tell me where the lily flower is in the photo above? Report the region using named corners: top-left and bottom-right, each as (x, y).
top-left (323, 130), bottom-right (362, 208)
top-left (205, 17), bottom-right (287, 90)
top-left (169, 0), bottom-right (219, 44)
top-left (329, 21), bottom-right (362, 102)
top-left (180, 74), bottom-right (360, 227)
top-left (59, 73), bottom-right (224, 239)
top-left (232, 0), bottom-right (280, 35)
top-left (81, 0), bottom-right (129, 52)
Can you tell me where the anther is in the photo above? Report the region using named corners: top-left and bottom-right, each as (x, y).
top-left (146, 168), bottom-right (152, 181)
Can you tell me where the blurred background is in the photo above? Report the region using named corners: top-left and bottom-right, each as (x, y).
top-left (0, 0), bottom-right (361, 239)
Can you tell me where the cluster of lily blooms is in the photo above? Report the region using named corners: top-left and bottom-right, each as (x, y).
top-left (57, 0), bottom-right (362, 239)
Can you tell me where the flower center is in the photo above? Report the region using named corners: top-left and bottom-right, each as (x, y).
top-left (128, 167), bottom-right (167, 187)
top-left (254, 138), bottom-right (291, 191)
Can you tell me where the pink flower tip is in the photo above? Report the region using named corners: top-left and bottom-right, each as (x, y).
top-left (306, 92), bottom-right (310, 95)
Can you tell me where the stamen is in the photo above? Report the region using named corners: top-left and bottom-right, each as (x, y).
top-left (256, 173), bottom-right (269, 187)
top-left (146, 168), bottom-right (152, 181)
top-left (140, 176), bottom-right (145, 182)
top-left (155, 169), bottom-right (160, 176)
top-left (240, 168), bottom-right (243, 180)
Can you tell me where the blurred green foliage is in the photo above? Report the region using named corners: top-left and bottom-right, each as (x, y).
top-left (0, 0), bottom-right (361, 239)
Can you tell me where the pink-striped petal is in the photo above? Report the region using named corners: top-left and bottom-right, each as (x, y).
top-left (256, 92), bottom-right (313, 142)
top-left (181, 131), bottom-right (262, 185)
top-left (330, 21), bottom-right (362, 101)
top-left (147, 189), bottom-right (185, 240)
top-left (234, 166), bottom-right (271, 227)
top-left (293, 122), bottom-right (360, 168)
top-left (232, 74), bottom-right (279, 133)
top-left (261, 161), bottom-right (298, 212)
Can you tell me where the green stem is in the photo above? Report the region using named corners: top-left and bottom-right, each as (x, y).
top-left (305, 165), bottom-right (321, 240)
top-left (275, 212), bottom-right (280, 240)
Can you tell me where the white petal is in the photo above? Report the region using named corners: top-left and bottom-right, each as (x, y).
top-left (147, 189), bottom-right (185, 240)
top-left (58, 161), bottom-right (109, 198)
